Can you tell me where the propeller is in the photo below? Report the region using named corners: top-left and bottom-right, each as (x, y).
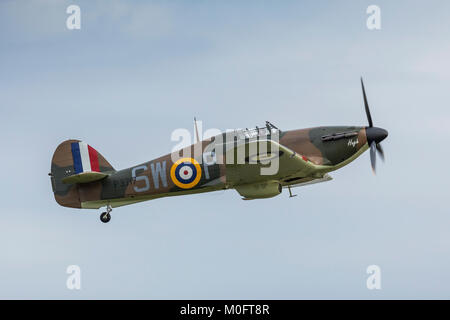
top-left (361, 78), bottom-right (388, 174)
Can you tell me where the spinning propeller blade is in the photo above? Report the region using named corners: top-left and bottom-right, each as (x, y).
top-left (361, 78), bottom-right (388, 174)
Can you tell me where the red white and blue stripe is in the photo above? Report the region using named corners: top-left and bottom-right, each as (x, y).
top-left (71, 142), bottom-right (100, 174)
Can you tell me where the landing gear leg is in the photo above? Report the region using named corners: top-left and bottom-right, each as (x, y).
top-left (288, 186), bottom-right (297, 198)
top-left (100, 205), bottom-right (112, 223)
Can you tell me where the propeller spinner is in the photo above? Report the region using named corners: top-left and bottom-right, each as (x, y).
top-left (361, 78), bottom-right (388, 174)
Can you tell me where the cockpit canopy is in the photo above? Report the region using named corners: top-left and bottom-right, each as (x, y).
top-left (235, 121), bottom-right (280, 140)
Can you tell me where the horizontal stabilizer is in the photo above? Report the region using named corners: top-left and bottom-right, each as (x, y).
top-left (62, 171), bottom-right (109, 184)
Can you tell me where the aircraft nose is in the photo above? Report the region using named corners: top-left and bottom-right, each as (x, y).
top-left (366, 126), bottom-right (388, 144)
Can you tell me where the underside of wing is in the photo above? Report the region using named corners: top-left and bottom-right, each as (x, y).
top-left (281, 173), bottom-right (333, 188)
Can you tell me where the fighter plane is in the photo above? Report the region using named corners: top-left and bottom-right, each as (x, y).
top-left (49, 79), bottom-right (388, 223)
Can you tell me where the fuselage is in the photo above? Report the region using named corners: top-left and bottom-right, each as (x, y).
top-left (56, 125), bottom-right (371, 209)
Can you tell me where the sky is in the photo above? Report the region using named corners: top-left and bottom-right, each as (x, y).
top-left (1, 0), bottom-right (450, 299)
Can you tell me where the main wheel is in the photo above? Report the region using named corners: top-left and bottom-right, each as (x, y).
top-left (100, 212), bottom-right (111, 223)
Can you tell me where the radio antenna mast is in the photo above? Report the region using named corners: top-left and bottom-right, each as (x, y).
top-left (194, 117), bottom-right (200, 143)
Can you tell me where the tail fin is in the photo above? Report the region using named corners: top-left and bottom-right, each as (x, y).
top-left (50, 140), bottom-right (115, 208)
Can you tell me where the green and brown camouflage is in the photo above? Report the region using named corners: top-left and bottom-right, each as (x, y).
top-left (49, 124), bottom-right (379, 209)
top-left (49, 79), bottom-right (387, 222)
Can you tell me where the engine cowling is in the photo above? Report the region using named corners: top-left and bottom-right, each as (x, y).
top-left (235, 181), bottom-right (282, 200)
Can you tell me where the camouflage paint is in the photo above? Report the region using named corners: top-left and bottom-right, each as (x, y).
top-left (50, 126), bottom-right (369, 209)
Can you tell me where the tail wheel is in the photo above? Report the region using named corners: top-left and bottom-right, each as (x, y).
top-left (100, 212), bottom-right (111, 223)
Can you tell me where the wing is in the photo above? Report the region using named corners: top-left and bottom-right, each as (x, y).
top-left (224, 138), bottom-right (322, 186)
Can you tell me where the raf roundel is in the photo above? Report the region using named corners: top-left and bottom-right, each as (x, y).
top-left (170, 158), bottom-right (202, 189)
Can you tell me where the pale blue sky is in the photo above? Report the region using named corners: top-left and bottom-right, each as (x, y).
top-left (1, 0), bottom-right (450, 299)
